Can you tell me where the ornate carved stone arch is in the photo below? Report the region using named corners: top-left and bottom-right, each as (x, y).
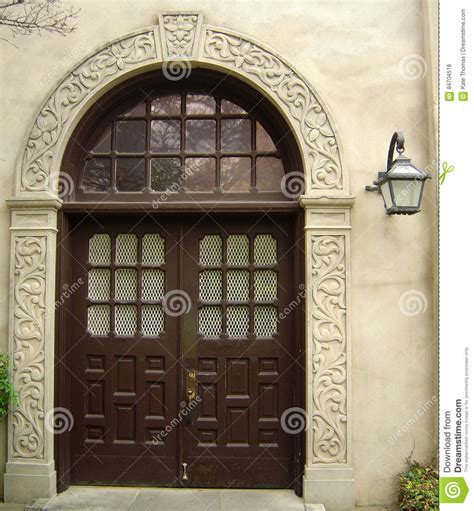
top-left (16, 16), bottom-right (347, 197)
top-left (6, 13), bottom-right (355, 510)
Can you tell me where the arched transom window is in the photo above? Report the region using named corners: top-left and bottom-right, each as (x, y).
top-left (63, 71), bottom-right (302, 203)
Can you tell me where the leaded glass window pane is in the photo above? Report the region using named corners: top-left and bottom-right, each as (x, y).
top-left (151, 158), bottom-right (181, 191)
top-left (89, 234), bottom-right (111, 265)
top-left (88, 269), bottom-right (111, 301)
top-left (78, 88), bottom-right (295, 201)
top-left (142, 269), bottom-right (165, 301)
top-left (221, 99), bottom-right (247, 114)
top-left (185, 158), bottom-right (216, 191)
top-left (115, 269), bottom-right (137, 300)
top-left (256, 122), bottom-right (276, 152)
top-left (254, 270), bottom-right (277, 301)
top-left (142, 305), bottom-right (164, 336)
top-left (115, 304), bottom-right (137, 336)
top-left (116, 158), bottom-right (145, 191)
top-left (116, 121), bottom-right (146, 153)
top-left (150, 120), bottom-right (181, 152)
top-left (199, 271), bottom-right (222, 301)
top-left (115, 234), bottom-right (138, 264)
top-left (220, 157), bottom-right (251, 192)
top-left (142, 234), bottom-right (165, 265)
top-left (186, 94), bottom-right (216, 114)
top-left (227, 306), bottom-right (249, 338)
top-left (199, 235), bottom-right (222, 266)
top-left (87, 305), bottom-right (110, 336)
top-left (227, 235), bottom-right (249, 266)
top-left (82, 158), bottom-right (110, 192)
top-left (91, 126), bottom-right (111, 153)
top-left (185, 120), bottom-right (216, 153)
top-left (256, 157), bottom-right (285, 191)
top-left (254, 305), bottom-right (277, 337)
top-left (254, 235), bottom-right (277, 265)
top-left (221, 119), bottom-right (251, 152)
top-left (227, 270), bottom-right (249, 301)
top-left (199, 306), bottom-right (222, 337)
top-left (151, 94), bottom-right (181, 116)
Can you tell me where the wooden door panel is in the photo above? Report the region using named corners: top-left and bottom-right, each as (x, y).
top-left (68, 216), bottom-right (180, 485)
top-left (181, 216), bottom-right (295, 487)
top-left (65, 213), bottom-right (298, 488)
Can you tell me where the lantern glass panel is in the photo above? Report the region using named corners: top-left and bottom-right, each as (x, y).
top-left (390, 161), bottom-right (421, 176)
top-left (380, 181), bottom-right (393, 209)
top-left (392, 179), bottom-right (423, 208)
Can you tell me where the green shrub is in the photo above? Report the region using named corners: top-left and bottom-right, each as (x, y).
top-left (399, 459), bottom-right (439, 510)
top-left (0, 353), bottom-right (18, 419)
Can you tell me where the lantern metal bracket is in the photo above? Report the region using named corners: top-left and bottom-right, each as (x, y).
top-left (365, 131), bottom-right (405, 192)
top-left (386, 131), bottom-right (405, 169)
top-left (365, 183), bottom-right (380, 192)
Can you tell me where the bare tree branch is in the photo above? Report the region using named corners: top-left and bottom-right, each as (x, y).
top-left (0, 0), bottom-right (80, 39)
top-left (0, 1), bottom-right (25, 8)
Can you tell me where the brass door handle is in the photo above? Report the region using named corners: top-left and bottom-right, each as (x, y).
top-left (186, 370), bottom-right (197, 425)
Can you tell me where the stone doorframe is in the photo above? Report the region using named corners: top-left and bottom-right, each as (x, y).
top-left (4, 13), bottom-right (355, 510)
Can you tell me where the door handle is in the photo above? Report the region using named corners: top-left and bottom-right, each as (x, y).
top-left (186, 370), bottom-right (197, 425)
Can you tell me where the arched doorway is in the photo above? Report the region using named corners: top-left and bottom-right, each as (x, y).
top-left (55, 70), bottom-right (305, 492)
top-left (5, 14), bottom-right (354, 507)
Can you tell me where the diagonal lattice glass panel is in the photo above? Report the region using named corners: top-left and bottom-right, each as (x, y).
top-left (88, 269), bottom-right (111, 301)
top-left (142, 269), bottom-right (165, 301)
top-left (115, 234), bottom-right (138, 264)
top-left (254, 234), bottom-right (277, 266)
top-left (115, 305), bottom-right (137, 336)
top-left (115, 269), bottom-right (137, 300)
top-left (226, 270), bottom-right (249, 301)
top-left (199, 270), bottom-right (222, 301)
top-left (141, 305), bottom-right (164, 336)
top-left (254, 305), bottom-right (278, 337)
top-left (199, 306), bottom-right (222, 337)
top-left (87, 305), bottom-right (110, 335)
top-left (89, 234), bottom-right (111, 265)
top-left (199, 235), bottom-right (222, 266)
top-left (227, 306), bottom-right (249, 338)
top-left (254, 270), bottom-right (278, 301)
top-left (227, 235), bottom-right (249, 266)
top-left (142, 234), bottom-right (165, 265)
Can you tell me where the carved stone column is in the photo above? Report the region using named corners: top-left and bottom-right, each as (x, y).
top-left (4, 198), bottom-right (61, 503)
top-left (301, 196), bottom-right (355, 511)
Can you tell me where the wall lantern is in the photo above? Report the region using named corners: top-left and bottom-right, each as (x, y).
top-left (365, 131), bottom-right (431, 215)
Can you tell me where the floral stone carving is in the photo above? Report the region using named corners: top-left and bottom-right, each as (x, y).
top-left (11, 236), bottom-right (47, 459)
top-left (311, 235), bottom-right (347, 463)
top-left (160, 13), bottom-right (201, 58)
top-left (20, 31), bottom-right (156, 193)
top-left (203, 30), bottom-right (343, 191)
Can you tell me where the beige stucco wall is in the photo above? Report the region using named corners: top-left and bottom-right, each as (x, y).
top-left (0, 0), bottom-right (438, 507)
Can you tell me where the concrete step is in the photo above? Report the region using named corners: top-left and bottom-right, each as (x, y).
top-left (21, 487), bottom-right (317, 511)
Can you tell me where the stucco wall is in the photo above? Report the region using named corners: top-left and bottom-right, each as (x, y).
top-left (0, 0), bottom-right (438, 506)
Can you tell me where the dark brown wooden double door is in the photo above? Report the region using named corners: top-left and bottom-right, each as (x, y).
top-left (66, 213), bottom-right (300, 488)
